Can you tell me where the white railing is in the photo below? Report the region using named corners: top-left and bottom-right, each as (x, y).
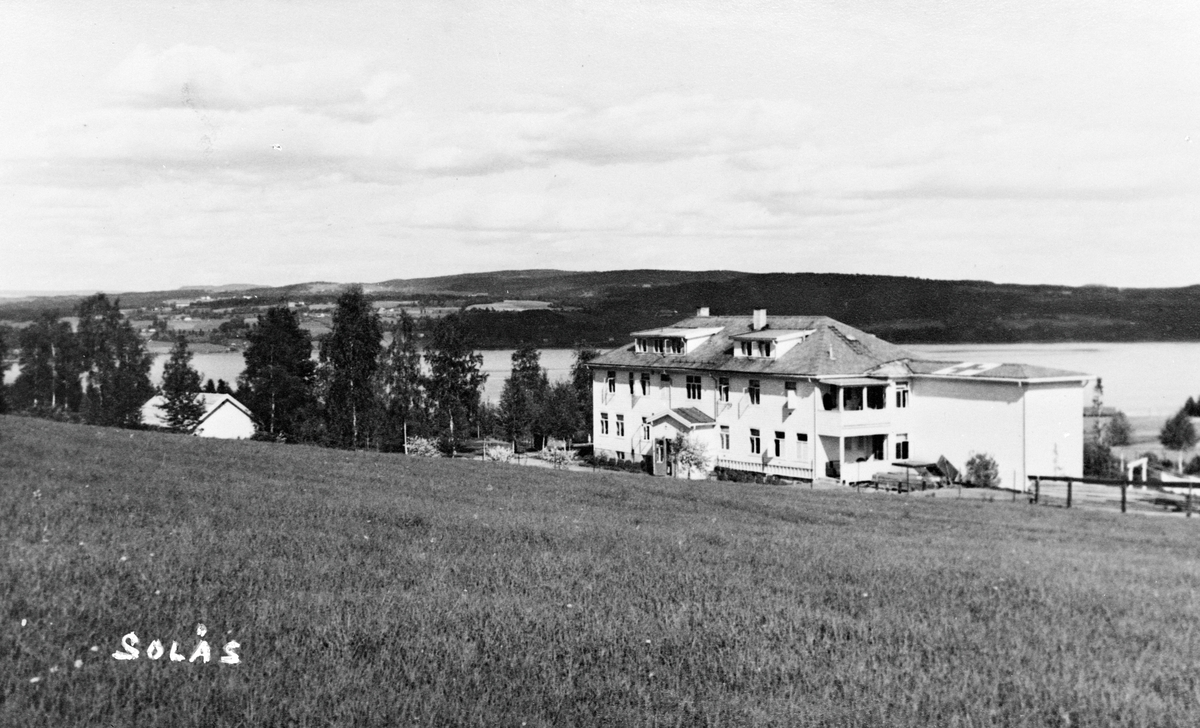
top-left (716, 454), bottom-right (814, 480)
top-left (716, 454), bottom-right (765, 473)
top-left (766, 460), bottom-right (813, 480)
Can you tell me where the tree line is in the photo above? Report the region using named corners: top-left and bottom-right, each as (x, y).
top-left (0, 286), bottom-right (600, 455)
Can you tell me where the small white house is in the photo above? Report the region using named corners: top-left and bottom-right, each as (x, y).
top-left (141, 393), bottom-right (257, 439)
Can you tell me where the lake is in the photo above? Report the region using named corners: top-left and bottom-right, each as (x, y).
top-left (6, 342), bottom-right (1196, 417)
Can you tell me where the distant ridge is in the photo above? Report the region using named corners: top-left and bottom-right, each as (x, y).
top-left (4, 269), bottom-right (1200, 344)
top-left (179, 284), bottom-right (267, 292)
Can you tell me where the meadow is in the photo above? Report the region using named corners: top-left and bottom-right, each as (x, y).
top-left (3, 415), bottom-right (1200, 727)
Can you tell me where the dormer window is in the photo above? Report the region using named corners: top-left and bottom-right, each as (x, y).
top-left (756, 341), bottom-right (773, 358)
top-left (636, 338), bottom-right (647, 352)
top-left (653, 338), bottom-right (665, 354)
top-left (740, 342), bottom-right (753, 357)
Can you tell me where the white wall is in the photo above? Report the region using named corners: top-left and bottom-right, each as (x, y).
top-left (1024, 382), bottom-right (1085, 479)
top-left (910, 378), bottom-right (1025, 489)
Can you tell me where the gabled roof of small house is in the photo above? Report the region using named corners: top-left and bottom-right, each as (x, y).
top-left (590, 315), bottom-right (915, 377)
top-left (141, 393), bottom-right (255, 429)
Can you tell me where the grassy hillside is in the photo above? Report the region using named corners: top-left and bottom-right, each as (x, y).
top-left (3, 416), bottom-right (1200, 726)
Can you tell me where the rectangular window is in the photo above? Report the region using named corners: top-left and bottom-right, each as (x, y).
top-left (720, 426), bottom-right (730, 450)
top-left (867, 386), bottom-right (886, 410)
top-left (653, 338), bottom-right (665, 354)
top-left (617, 451), bottom-right (626, 461)
top-left (895, 434), bottom-right (909, 460)
top-left (843, 387), bottom-right (863, 411)
top-left (774, 431), bottom-right (784, 457)
top-left (757, 341), bottom-right (773, 358)
top-left (718, 377), bottom-right (730, 402)
top-left (616, 414), bottom-right (625, 437)
top-left (740, 341), bottom-right (753, 357)
top-left (606, 371), bottom-right (616, 393)
top-left (641, 417), bottom-right (650, 440)
top-left (670, 339), bottom-right (684, 354)
top-left (640, 372), bottom-right (650, 395)
top-left (749, 429), bottom-right (761, 454)
top-left (628, 372), bottom-right (635, 395)
top-left (660, 373), bottom-right (671, 384)
top-left (600, 413), bottom-right (609, 435)
top-left (895, 383), bottom-right (909, 408)
top-left (749, 380), bottom-right (761, 405)
top-left (686, 375), bottom-right (702, 400)
top-left (796, 433), bottom-right (809, 461)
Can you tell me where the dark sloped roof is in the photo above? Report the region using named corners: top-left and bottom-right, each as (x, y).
top-left (672, 407), bottom-right (716, 424)
top-left (591, 315), bottom-right (915, 377)
top-left (591, 315), bottom-right (1091, 382)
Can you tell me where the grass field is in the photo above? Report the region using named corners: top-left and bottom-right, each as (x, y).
top-left (3, 415), bottom-right (1200, 726)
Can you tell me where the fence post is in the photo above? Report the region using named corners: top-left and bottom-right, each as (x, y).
top-left (1066, 479), bottom-right (1072, 509)
top-left (1034, 476), bottom-right (1040, 504)
top-left (1121, 481), bottom-right (1127, 514)
top-left (1189, 482), bottom-right (1193, 518)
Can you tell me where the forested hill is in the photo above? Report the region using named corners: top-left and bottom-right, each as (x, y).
top-left (4, 269), bottom-right (1200, 346)
top-left (403, 270), bottom-right (1200, 346)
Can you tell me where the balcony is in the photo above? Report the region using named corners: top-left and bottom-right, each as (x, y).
top-left (815, 406), bottom-right (890, 434)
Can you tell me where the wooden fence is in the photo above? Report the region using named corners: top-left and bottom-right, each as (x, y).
top-left (1028, 475), bottom-right (1198, 516)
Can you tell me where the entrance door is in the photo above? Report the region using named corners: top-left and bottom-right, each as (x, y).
top-left (653, 437), bottom-right (673, 476)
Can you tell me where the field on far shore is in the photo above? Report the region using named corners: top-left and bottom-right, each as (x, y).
top-left (4, 415), bottom-right (1200, 727)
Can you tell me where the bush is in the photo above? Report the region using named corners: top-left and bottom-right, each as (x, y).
top-left (1084, 440), bottom-right (1121, 478)
top-left (580, 453), bottom-right (645, 474)
top-left (711, 467), bottom-right (784, 485)
top-left (483, 445), bottom-right (514, 463)
top-left (405, 437), bottom-right (443, 458)
top-left (964, 452), bottom-right (1000, 488)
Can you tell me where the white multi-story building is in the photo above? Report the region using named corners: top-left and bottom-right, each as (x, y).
top-left (588, 308), bottom-right (1090, 490)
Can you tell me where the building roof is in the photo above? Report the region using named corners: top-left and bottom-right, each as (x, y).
top-left (730, 329), bottom-right (814, 342)
top-left (591, 313), bottom-right (1090, 382)
top-left (892, 359), bottom-right (1089, 381)
top-left (650, 407), bottom-right (717, 429)
top-left (141, 393), bottom-right (255, 429)
top-left (631, 326), bottom-right (724, 339)
top-left (592, 315), bottom-right (915, 377)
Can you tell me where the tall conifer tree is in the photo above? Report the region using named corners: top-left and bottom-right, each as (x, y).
top-left (320, 286), bottom-right (382, 449)
top-left (375, 310), bottom-right (425, 451)
top-left (424, 312), bottom-right (486, 451)
top-left (239, 306), bottom-right (316, 440)
top-left (497, 344), bottom-right (549, 447)
top-left (158, 337), bottom-right (206, 432)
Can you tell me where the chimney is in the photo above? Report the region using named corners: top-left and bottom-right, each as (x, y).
top-left (696, 306), bottom-right (710, 317)
top-left (752, 308), bottom-right (767, 331)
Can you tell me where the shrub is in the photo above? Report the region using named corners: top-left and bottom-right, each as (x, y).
top-left (405, 436), bottom-right (443, 458)
top-left (1084, 440), bottom-right (1121, 479)
top-left (964, 452), bottom-right (1000, 488)
top-left (483, 445), bottom-right (514, 463)
top-left (711, 467), bottom-right (784, 485)
top-left (540, 446), bottom-right (577, 470)
top-left (580, 453), bottom-right (645, 474)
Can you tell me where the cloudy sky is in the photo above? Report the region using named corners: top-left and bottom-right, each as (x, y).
top-left (2, 1), bottom-right (1197, 292)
